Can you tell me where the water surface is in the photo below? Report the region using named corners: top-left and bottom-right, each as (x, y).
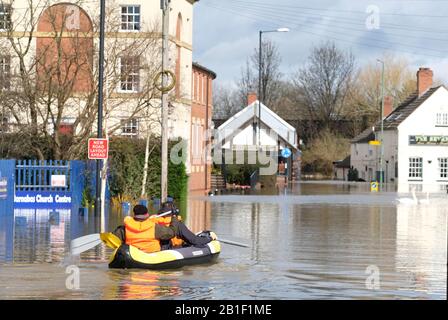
top-left (0, 182), bottom-right (446, 299)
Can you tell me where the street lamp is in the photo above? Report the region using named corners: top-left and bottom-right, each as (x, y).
top-left (377, 59), bottom-right (385, 191)
top-left (255, 27), bottom-right (289, 147)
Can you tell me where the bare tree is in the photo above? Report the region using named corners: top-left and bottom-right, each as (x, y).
top-left (292, 42), bottom-right (355, 135)
top-left (212, 83), bottom-right (241, 119)
top-left (0, 0), bottom-right (162, 160)
top-left (346, 53), bottom-right (416, 135)
top-left (237, 39), bottom-right (283, 108)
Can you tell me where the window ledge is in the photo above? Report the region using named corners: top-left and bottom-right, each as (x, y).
top-left (119, 29), bottom-right (141, 33)
top-left (117, 89), bottom-right (139, 94)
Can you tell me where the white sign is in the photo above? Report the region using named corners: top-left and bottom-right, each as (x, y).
top-left (51, 175), bottom-right (66, 187)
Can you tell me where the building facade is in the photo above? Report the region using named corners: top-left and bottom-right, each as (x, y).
top-left (0, 0), bottom-right (219, 192)
top-left (189, 62), bottom-right (216, 194)
top-left (351, 68), bottom-right (448, 193)
top-left (215, 93), bottom-right (301, 181)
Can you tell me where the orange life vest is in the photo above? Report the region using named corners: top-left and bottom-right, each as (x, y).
top-left (152, 215), bottom-right (184, 248)
top-left (124, 216), bottom-right (161, 253)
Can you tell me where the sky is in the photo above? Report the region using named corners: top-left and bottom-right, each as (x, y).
top-left (192, 0), bottom-right (448, 88)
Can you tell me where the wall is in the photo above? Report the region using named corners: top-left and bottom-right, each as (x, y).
top-left (1, 0), bottom-right (195, 172)
top-left (350, 142), bottom-right (378, 181)
top-left (396, 87), bottom-right (448, 192)
top-left (189, 66), bottom-right (214, 192)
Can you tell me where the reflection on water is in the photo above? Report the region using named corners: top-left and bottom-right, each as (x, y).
top-left (0, 183), bottom-right (446, 299)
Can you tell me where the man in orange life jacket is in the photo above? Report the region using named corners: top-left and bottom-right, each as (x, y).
top-left (112, 204), bottom-right (216, 254)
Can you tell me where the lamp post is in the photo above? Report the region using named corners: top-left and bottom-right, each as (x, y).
top-left (95, 0), bottom-right (106, 216)
top-left (256, 28), bottom-right (289, 147)
top-left (160, 0), bottom-right (170, 203)
top-left (377, 59), bottom-right (385, 191)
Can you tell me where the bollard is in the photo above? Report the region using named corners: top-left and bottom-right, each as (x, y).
top-left (139, 199), bottom-right (148, 207)
top-left (49, 210), bottom-right (60, 225)
top-left (152, 197), bottom-right (161, 211)
top-left (15, 216), bottom-right (27, 227)
top-left (121, 202), bottom-right (131, 215)
top-left (78, 207), bottom-right (88, 216)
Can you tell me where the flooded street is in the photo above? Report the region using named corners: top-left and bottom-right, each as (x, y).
top-left (0, 182), bottom-right (446, 299)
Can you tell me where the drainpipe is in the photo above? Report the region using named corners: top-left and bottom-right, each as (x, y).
top-left (205, 74), bottom-right (210, 192)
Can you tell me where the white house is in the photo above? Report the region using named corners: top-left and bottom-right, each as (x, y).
top-left (216, 93), bottom-right (297, 151)
top-left (351, 68), bottom-right (448, 193)
top-left (214, 93), bottom-right (300, 179)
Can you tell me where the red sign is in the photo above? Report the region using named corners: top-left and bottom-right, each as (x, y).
top-left (88, 138), bottom-right (109, 159)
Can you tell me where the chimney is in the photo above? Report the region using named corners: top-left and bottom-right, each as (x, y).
top-left (383, 96), bottom-right (394, 117)
top-left (247, 92), bottom-right (257, 105)
top-left (417, 67), bottom-right (433, 97)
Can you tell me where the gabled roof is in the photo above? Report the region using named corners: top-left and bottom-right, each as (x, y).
top-left (192, 62), bottom-right (217, 79)
top-left (333, 155), bottom-right (351, 168)
top-left (351, 85), bottom-right (446, 143)
top-left (351, 127), bottom-right (375, 143)
top-left (383, 86), bottom-right (443, 130)
top-left (216, 100), bottom-right (297, 149)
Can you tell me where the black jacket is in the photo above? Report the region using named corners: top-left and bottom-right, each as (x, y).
top-left (112, 215), bottom-right (212, 247)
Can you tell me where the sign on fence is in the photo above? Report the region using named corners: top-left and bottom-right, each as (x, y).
top-left (51, 175), bottom-right (66, 187)
top-left (88, 138), bottom-right (109, 160)
top-left (14, 191), bottom-right (72, 208)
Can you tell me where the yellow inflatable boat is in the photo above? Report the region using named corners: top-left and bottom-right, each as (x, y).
top-left (108, 239), bottom-right (221, 270)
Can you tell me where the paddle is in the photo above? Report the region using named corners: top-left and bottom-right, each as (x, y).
top-left (217, 238), bottom-right (249, 248)
top-left (70, 210), bottom-right (174, 255)
top-left (70, 234), bottom-right (102, 255)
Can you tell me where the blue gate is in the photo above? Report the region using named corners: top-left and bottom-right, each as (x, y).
top-left (14, 160), bottom-right (73, 209)
top-left (0, 160), bottom-right (15, 214)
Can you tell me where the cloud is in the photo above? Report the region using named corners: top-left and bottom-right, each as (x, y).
top-left (193, 0), bottom-right (448, 85)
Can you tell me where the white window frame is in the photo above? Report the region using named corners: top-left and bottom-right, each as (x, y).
top-left (121, 118), bottom-right (139, 136)
top-left (119, 56), bottom-right (140, 93)
top-left (0, 55), bottom-right (11, 90)
top-left (436, 112), bottom-right (448, 126)
top-left (0, 115), bottom-right (8, 133)
top-left (120, 5), bottom-right (141, 32)
top-left (439, 157), bottom-right (448, 179)
top-left (408, 157), bottom-right (423, 179)
top-left (0, 4), bottom-right (11, 30)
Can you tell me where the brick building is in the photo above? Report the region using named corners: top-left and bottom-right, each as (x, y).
top-left (190, 62), bottom-right (216, 194)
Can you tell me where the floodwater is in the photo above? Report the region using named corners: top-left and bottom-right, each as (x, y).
top-left (0, 182), bottom-right (446, 300)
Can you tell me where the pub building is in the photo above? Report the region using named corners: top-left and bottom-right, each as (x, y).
top-left (350, 68), bottom-right (448, 193)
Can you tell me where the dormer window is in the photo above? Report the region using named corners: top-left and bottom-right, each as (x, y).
top-left (436, 113), bottom-right (448, 126)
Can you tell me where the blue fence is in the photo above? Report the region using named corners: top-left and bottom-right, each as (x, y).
top-left (16, 160), bottom-right (70, 192)
top-left (15, 160), bottom-right (73, 209)
top-left (0, 159), bottom-right (109, 212)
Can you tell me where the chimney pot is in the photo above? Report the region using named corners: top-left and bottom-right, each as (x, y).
top-left (417, 67), bottom-right (433, 97)
top-left (383, 96), bottom-right (394, 117)
top-left (247, 92), bottom-right (257, 105)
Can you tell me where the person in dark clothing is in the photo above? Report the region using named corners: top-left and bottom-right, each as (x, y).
top-left (156, 201), bottom-right (216, 249)
top-left (112, 203), bottom-right (216, 252)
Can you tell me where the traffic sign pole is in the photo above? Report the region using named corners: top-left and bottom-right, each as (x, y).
top-left (95, 0), bottom-right (106, 217)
